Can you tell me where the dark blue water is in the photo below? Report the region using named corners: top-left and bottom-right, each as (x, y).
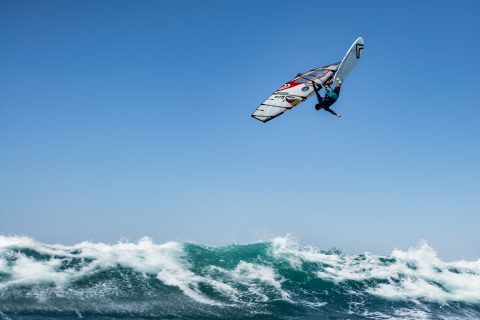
top-left (1, 236), bottom-right (479, 319)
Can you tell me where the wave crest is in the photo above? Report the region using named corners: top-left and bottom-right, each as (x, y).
top-left (0, 235), bottom-right (479, 319)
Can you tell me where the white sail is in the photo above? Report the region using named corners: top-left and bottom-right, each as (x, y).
top-left (251, 63), bottom-right (339, 123)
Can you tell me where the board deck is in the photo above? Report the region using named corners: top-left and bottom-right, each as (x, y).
top-left (333, 37), bottom-right (364, 85)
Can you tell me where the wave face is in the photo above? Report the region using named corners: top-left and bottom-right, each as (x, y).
top-left (0, 235), bottom-right (479, 320)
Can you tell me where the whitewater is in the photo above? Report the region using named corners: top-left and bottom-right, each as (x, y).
top-left (0, 235), bottom-right (479, 319)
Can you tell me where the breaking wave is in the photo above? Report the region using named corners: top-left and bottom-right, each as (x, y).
top-left (0, 235), bottom-right (479, 319)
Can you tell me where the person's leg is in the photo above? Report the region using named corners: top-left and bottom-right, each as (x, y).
top-left (324, 107), bottom-right (341, 117)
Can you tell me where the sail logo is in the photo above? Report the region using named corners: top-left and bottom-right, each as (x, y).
top-left (277, 83), bottom-right (291, 91)
top-left (355, 43), bottom-right (364, 59)
top-left (285, 96), bottom-right (301, 106)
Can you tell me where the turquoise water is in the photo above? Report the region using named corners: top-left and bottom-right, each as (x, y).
top-left (0, 236), bottom-right (479, 319)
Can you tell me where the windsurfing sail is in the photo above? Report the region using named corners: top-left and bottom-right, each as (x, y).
top-left (251, 63), bottom-right (339, 123)
top-left (251, 37), bottom-right (365, 123)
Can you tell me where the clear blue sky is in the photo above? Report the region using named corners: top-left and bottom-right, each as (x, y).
top-left (1, 0), bottom-right (479, 259)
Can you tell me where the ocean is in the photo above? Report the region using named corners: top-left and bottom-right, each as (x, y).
top-left (0, 235), bottom-right (479, 320)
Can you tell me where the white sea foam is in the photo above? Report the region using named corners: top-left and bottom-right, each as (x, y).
top-left (270, 236), bottom-right (480, 303)
top-left (393, 307), bottom-right (431, 320)
top-left (2, 235), bottom-right (480, 306)
top-left (0, 236), bottom-right (223, 305)
top-left (206, 260), bottom-right (289, 304)
top-left (231, 261), bottom-right (290, 300)
top-left (369, 244), bottom-right (480, 303)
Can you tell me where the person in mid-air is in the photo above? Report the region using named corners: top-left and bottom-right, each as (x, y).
top-left (312, 79), bottom-right (342, 117)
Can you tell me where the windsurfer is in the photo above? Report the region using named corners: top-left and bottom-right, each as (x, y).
top-left (312, 80), bottom-right (342, 117)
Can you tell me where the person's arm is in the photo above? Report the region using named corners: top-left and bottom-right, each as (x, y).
top-left (333, 84), bottom-right (341, 96)
top-left (312, 82), bottom-right (322, 103)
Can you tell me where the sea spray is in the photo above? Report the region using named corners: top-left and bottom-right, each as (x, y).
top-left (0, 235), bottom-right (479, 319)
